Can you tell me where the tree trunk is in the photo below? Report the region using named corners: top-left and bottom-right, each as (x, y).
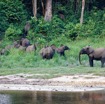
top-left (44, 0), bottom-right (52, 21)
top-left (32, 0), bottom-right (37, 17)
top-left (41, 0), bottom-right (45, 16)
top-left (74, 0), bottom-right (80, 13)
top-left (80, 0), bottom-right (85, 24)
top-left (74, 0), bottom-right (77, 13)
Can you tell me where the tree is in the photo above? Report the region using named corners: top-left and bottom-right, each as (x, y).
top-left (44, 0), bottom-right (52, 21)
top-left (32, 0), bottom-right (37, 17)
top-left (74, 0), bottom-right (79, 13)
top-left (41, 0), bottom-right (45, 16)
top-left (80, 0), bottom-right (85, 24)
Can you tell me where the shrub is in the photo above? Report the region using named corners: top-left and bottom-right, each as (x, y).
top-left (0, 0), bottom-right (28, 38)
top-left (5, 25), bottom-right (22, 40)
top-left (27, 16), bottom-right (65, 44)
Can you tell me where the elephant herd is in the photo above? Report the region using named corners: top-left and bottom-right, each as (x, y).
top-left (40, 44), bottom-right (70, 59)
top-left (0, 38), bottom-right (36, 55)
top-left (1, 38), bottom-right (105, 67)
top-left (0, 38), bottom-right (70, 59)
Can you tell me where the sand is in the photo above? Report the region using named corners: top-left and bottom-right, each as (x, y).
top-left (0, 74), bottom-right (105, 92)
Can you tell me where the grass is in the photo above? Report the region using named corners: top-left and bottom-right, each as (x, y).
top-left (0, 37), bottom-right (105, 78)
top-left (0, 66), bottom-right (105, 79)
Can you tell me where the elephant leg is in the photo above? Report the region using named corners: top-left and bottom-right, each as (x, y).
top-left (43, 55), bottom-right (46, 59)
top-left (89, 57), bottom-right (93, 67)
top-left (61, 52), bottom-right (65, 57)
top-left (50, 55), bottom-right (53, 59)
top-left (101, 58), bottom-right (105, 67)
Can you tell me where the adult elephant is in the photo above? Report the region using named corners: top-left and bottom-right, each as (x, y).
top-left (20, 38), bottom-right (30, 47)
top-left (79, 46), bottom-right (105, 67)
top-left (40, 45), bottom-right (55, 59)
top-left (23, 21), bottom-right (31, 38)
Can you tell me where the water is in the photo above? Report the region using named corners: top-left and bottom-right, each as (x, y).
top-left (0, 90), bottom-right (105, 104)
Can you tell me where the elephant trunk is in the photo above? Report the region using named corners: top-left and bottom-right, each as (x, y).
top-left (79, 52), bottom-right (82, 65)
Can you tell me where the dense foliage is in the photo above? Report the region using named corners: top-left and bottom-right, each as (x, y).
top-left (0, 0), bottom-right (28, 39)
top-left (0, 0), bottom-right (105, 68)
top-left (0, 0), bottom-right (105, 40)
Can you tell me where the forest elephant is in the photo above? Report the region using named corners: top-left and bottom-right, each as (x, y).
top-left (0, 41), bottom-right (22, 55)
top-left (79, 46), bottom-right (105, 67)
top-left (23, 21), bottom-right (31, 38)
top-left (20, 38), bottom-right (30, 47)
top-left (0, 49), bottom-right (6, 55)
top-left (13, 41), bottom-right (26, 51)
top-left (40, 45), bottom-right (55, 59)
top-left (13, 41), bottom-right (20, 48)
top-left (26, 44), bottom-right (37, 52)
top-left (56, 45), bottom-right (70, 57)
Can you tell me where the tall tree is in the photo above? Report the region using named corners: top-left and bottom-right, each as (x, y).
top-left (80, 0), bottom-right (85, 24)
top-left (41, 0), bottom-right (45, 16)
top-left (44, 0), bottom-right (52, 21)
top-left (74, 0), bottom-right (78, 13)
top-left (32, 0), bottom-right (37, 17)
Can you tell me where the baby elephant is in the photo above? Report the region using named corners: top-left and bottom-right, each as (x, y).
top-left (79, 46), bottom-right (105, 67)
top-left (56, 45), bottom-right (70, 57)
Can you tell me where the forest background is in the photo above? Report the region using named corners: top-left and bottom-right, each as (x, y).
top-left (0, 0), bottom-right (105, 74)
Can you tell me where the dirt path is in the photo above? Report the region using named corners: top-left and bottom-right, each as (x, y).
top-left (0, 74), bottom-right (105, 91)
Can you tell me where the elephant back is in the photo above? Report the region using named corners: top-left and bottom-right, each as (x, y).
top-left (26, 44), bottom-right (36, 52)
top-left (40, 46), bottom-right (55, 59)
top-left (20, 38), bottom-right (30, 47)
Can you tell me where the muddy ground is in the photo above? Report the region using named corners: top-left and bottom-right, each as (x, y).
top-left (0, 74), bottom-right (105, 91)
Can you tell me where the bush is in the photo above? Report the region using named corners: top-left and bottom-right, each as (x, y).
top-left (5, 25), bottom-right (22, 40)
top-left (0, 0), bottom-right (28, 38)
top-left (65, 8), bottom-right (105, 39)
top-left (27, 16), bottom-right (65, 44)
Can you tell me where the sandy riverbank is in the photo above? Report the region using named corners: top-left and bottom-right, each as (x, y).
top-left (0, 74), bottom-right (105, 92)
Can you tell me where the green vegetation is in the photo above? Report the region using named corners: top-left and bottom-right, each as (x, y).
top-left (0, 66), bottom-right (105, 78)
top-left (0, 37), bottom-right (105, 77)
top-left (0, 0), bottom-right (28, 39)
top-left (0, 0), bottom-right (105, 77)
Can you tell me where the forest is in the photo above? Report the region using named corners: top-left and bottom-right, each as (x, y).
top-left (0, 0), bottom-right (105, 69)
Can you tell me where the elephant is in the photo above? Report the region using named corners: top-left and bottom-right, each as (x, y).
top-left (0, 44), bottom-right (13, 55)
top-left (13, 41), bottom-right (20, 48)
top-left (18, 46), bottom-right (26, 51)
top-left (56, 45), bottom-right (70, 57)
top-left (23, 21), bottom-right (31, 38)
top-left (26, 44), bottom-right (37, 52)
top-left (6, 41), bottom-right (21, 50)
top-left (79, 46), bottom-right (105, 67)
top-left (0, 49), bottom-right (6, 55)
top-left (20, 38), bottom-right (30, 47)
top-left (0, 41), bottom-right (26, 55)
top-left (40, 45), bottom-right (55, 59)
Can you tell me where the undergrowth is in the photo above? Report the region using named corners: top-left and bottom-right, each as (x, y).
top-left (0, 37), bottom-right (105, 69)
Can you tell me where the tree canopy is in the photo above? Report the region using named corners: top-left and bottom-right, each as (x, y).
top-left (0, 0), bottom-right (105, 40)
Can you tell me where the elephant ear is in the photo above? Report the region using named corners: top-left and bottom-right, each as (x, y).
top-left (87, 46), bottom-right (94, 54)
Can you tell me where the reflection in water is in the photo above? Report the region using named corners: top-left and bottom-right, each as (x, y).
top-left (0, 90), bottom-right (105, 104)
top-left (0, 94), bottom-right (12, 104)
